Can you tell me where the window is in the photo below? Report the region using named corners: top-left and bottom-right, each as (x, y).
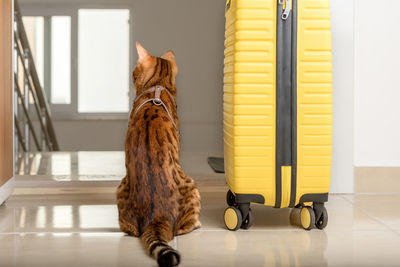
top-left (22, 7), bottom-right (131, 117)
top-left (78, 9), bottom-right (130, 113)
top-left (22, 16), bottom-right (44, 87)
top-left (23, 15), bottom-right (71, 104)
top-left (51, 16), bottom-right (71, 104)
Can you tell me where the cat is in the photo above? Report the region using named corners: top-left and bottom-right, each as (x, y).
top-left (116, 42), bottom-right (201, 267)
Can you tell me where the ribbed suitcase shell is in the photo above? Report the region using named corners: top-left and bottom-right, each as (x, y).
top-left (223, 0), bottom-right (332, 207)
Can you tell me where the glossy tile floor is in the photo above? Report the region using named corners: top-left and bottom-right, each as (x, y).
top-left (2, 191), bottom-right (400, 266)
top-left (14, 152), bottom-right (225, 190)
top-left (0, 192), bottom-right (400, 266)
top-left (1, 152), bottom-right (400, 266)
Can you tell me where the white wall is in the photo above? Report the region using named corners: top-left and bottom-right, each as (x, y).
top-left (52, 119), bottom-right (127, 151)
top-left (330, 0), bottom-right (355, 193)
top-left (132, 0), bottom-right (225, 155)
top-left (354, 0), bottom-right (400, 167)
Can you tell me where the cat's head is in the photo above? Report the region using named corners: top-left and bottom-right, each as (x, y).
top-left (133, 42), bottom-right (178, 95)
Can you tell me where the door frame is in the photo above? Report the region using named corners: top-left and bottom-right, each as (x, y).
top-left (0, 0), bottom-right (14, 205)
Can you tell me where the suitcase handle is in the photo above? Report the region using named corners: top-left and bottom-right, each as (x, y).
top-left (225, 0), bottom-right (231, 11)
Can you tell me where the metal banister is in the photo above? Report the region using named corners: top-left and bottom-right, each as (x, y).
top-left (14, 75), bottom-right (42, 151)
top-left (13, 0), bottom-right (60, 152)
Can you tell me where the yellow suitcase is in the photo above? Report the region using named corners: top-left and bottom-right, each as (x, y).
top-left (223, 0), bottom-right (332, 231)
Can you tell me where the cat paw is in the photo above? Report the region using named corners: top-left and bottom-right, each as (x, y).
top-left (176, 220), bottom-right (201, 235)
top-left (193, 220), bottom-right (201, 230)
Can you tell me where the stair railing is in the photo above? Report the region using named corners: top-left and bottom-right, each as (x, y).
top-left (13, 1), bottom-right (59, 152)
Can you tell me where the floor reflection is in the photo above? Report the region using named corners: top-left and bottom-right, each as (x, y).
top-left (14, 152), bottom-right (225, 185)
top-left (16, 153), bottom-right (43, 175)
top-left (1, 199), bottom-right (119, 232)
top-left (2, 193), bottom-right (400, 266)
top-left (224, 231), bottom-right (329, 266)
top-left (16, 152), bottom-right (125, 176)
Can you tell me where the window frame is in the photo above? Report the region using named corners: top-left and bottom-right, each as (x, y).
top-left (21, 3), bottom-right (135, 120)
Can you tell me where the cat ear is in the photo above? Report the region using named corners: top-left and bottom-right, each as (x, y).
top-left (161, 50), bottom-right (176, 63)
top-left (136, 42), bottom-right (150, 64)
top-left (162, 50), bottom-right (178, 75)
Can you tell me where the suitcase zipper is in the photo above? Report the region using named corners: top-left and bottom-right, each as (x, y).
top-left (275, 0), bottom-right (297, 208)
top-left (281, 0), bottom-right (291, 20)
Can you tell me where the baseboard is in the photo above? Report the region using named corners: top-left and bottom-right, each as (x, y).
top-left (354, 167), bottom-right (400, 193)
top-left (0, 177), bottom-right (14, 205)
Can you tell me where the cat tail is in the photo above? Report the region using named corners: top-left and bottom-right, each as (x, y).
top-left (140, 218), bottom-right (180, 267)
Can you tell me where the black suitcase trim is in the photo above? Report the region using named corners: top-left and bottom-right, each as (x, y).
top-left (275, 0), bottom-right (298, 208)
top-left (289, 0), bottom-right (298, 208)
top-left (299, 193), bottom-right (329, 204)
top-left (235, 193), bottom-right (265, 204)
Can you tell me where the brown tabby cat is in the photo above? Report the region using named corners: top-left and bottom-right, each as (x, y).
top-left (116, 42), bottom-right (201, 267)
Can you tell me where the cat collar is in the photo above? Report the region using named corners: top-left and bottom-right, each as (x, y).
top-left (131, 85), bottom-right (179, 136)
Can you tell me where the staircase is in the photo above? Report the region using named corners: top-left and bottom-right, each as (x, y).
top-left (13, 1), bottom-right (59, 153)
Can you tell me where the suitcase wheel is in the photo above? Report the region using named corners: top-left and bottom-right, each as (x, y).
top-left (226, 190), bottom-right (236, 206)
top-left (240, 208), bottom-right (253, 230)
top-left (224, 206), bottom-right (242, 231)
top-left (315, 205), bottom-right (328, 230)
top-left (290, 203), bottom-right (328, 230)
top-left (300, 206), bottom-right (316, 231)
